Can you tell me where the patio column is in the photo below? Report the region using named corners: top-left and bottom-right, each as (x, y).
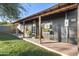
top-left (16, 23), bottom-right (18, 36)
top-left (23, 21), bottom-right (25, 38)
top-left (65, 12), bottom-right (69, 43)
top-left (77, 4), bottom-right (79, 45)
top-left (39, 16), bottom-right (42, 43)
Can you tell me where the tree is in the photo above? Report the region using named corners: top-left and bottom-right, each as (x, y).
top-left (0, 3), bottom-right (26, 21)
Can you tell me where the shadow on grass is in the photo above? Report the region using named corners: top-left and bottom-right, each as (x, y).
top-left (0, 32), bottom-right (20, 41)
top-left (18, 50), bottom-right (61, 56)
top-left (0, 32), bottom-right (61, 56)
top-left (0, 49), bottom-right (61, 56)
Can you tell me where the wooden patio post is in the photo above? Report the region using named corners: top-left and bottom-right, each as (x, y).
top-left (16, 23), bottom-right (18, 36)
top-left (39, 16), bottom-right (42, 43)
top-left (23, 21), bottom-right (25, 38)
top-left (77, 4), bottom-right (79, 45)
top-left (65, 12), bottom-right (69, 43)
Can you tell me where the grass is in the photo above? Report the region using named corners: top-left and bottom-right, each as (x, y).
top-left (0, 32), bottom-right (61, 56)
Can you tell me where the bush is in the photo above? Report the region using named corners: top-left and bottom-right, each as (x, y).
top-left (0, 21), bottom-right (8, 25)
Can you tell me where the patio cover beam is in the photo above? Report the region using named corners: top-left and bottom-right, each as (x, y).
top-left (24, 4), bottom-right (77, 23)
top-left (13, 4), bottom-right (77, 24)
top-left (40, 4), bottom-right (77, 17)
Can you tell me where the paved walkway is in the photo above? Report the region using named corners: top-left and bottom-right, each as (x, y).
top-left (22, 37), bottom-right (78, 56)
top-left (42, 42), bottom-right (77, 56)
top-left (17, 35), bottom-right (78, 56)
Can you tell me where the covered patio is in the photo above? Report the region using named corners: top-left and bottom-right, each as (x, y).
top-left (15, 4), bottom-right (78, 44)
top-left (13, 3), bottom-right (78, 56)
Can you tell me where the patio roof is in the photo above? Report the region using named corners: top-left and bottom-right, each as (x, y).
top-left (13, 3), bottom-right (78, 24)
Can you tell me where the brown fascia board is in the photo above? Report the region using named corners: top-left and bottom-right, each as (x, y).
top-left (13, 3), bottom-right (63, 23)
top-left (24, 3), bottom-right (77, 22)
top-left (13, 3), bottom-right (78, 24)
top-left (41, 3), bottom-right (77, 17)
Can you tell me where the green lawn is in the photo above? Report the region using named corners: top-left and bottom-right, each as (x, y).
top-left (0, 32), bottom-right (61, 56)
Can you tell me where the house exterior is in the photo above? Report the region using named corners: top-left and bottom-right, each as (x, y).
top-left (13, 3), bottom-right (79, 45)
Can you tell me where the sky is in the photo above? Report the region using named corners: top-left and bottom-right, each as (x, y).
top-left (20, 3), bottom-right (57, 19)
top-left (0, 3), bottom-right (57, 22)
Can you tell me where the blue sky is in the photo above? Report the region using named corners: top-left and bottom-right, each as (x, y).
top-left (0, 3), bottom-right (57, 22)
top-left (20, 3), bottom-right (57, 19)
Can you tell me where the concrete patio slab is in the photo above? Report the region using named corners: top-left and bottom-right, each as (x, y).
top-left (22, 38), bottom-right (78, 56)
